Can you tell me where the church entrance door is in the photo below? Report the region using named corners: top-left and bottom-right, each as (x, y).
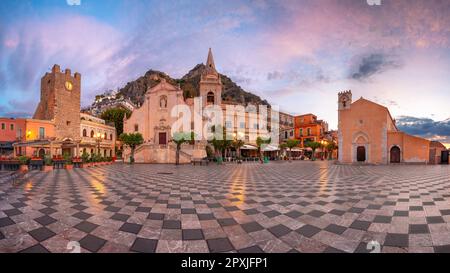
top-left (390, 146), bottom-right (401, 163)
top-left (159, 132), bottom-right (167, 145)
top-left (442, 151), bottom-right (449, 164)
top-left (357, 146), bottom-right (366, 162)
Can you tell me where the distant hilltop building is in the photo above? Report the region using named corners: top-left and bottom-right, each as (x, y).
top-left (337, 90), bottom-right (447, 164)
top-left (84, 89), bottom-right (137, 116)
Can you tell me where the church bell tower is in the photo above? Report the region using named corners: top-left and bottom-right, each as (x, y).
top-left (199, 48), bottom-right (222, 107)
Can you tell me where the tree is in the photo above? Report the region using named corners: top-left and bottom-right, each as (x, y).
top-left (119, 132), bottom-right (143, 163)
top-left (256, 136), bottom-right (271, 163)
top-left (284, 139), bottom-right (300, 161)
top-left (305, 141), bottom-right (322, 161)
top-left (101, 107), bottom-right (132, 136)
top-left (232, 139), bottom-right (245, 160)
top-left (326, 142), bottom-right (338, 160)
top-left (208, 125), bottom-right (233, 163)
top-left (172, 132), bottom-right (194, 165)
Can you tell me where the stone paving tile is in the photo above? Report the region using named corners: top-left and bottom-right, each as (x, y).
top-left (1, 162), bottom-right (450, 252)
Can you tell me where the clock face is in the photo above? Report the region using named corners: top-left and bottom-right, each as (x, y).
top-left (65, 81), bottom-right (73, 91)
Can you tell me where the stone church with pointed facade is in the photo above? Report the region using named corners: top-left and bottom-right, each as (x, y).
top-left (123, 49), bottom-right (224, 163)
top-left (337, 90), bottom-right (433, 164)
top-left (123, 48), bottom-right (277, 163)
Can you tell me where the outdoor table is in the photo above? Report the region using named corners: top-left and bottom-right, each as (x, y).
top-left (53, 159), bottom-right (65, 169)
top-left (30, 159), bottom-right (44, 171)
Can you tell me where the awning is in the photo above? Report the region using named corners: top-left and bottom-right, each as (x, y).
top-left (241, 144), bottom-right (257, 150)
top-left (291, 147), bottom-right (302, 151)
top-left (262, 144), bottom-right (279, 152)
top-left (0, 142), bottom-right (14, 149)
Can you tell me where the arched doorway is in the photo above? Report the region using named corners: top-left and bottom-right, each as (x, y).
top-left (207, 92), bottom-right (215, 104)
top-left (38, 148), bottom-right (45, 159)
top-left (357, 146), bottom-right (366, 162)
top-left (441, 151), bottom-right (449, 164)
top-left (390, 146), bottom-right (401, 163)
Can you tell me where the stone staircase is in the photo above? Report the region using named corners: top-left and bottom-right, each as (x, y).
top-left (124, 142), bottom-right (206, 164)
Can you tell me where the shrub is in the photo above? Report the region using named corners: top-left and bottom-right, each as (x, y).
top-left (81, 151), bottom-right (90, 163)
top-left (18, 156), bottom-right (30, 165)
top-left (44, 155), bottom-right (52, 166)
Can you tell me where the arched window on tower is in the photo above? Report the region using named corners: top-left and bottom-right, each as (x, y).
top-left (90, 130), bottom-right (94, 138)
top-left (207, 92), bottom-right (215, 104)
top-left (83, 129), bottom-right (87, 137)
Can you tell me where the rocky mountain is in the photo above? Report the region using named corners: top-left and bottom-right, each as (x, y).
top-left (112, 64), bottom-right (269, 107)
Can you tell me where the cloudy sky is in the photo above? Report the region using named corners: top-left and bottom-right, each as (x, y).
top-left (0, 0), bottom-right (449, 146)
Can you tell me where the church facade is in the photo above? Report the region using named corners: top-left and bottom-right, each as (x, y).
top-left (123, 49), bottom-right (223, 163)
top-left (123, 49), bottom-right (278, 163)
top-left (338, 90), bottom-right (432, 164)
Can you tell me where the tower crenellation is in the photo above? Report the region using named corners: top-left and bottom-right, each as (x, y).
top-left (338, 90), bottom-right (352, 110)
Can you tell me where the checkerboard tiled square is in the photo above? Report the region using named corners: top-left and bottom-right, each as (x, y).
top-left (1, 162), bottom-right (450, 253)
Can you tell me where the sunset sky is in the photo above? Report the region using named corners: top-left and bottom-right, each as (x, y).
top-left (0, 0), bottom-right (449, 146)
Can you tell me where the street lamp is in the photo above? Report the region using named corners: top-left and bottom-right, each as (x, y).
top-left (320, 140), bottom-right (328, 160)
top-left (95, 132), bottom-right (103, 155)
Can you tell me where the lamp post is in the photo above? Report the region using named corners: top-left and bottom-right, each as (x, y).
top-left (320, 140), bottom-right (327, 160)
top-left (95, 132), bottom-right (103, 155)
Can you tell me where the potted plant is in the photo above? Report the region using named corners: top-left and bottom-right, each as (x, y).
top-left (81, 152), bottom-right (90, 168)
top-left (43, 155), bottom-right (53, 171)
top-left (18, 155), bottom-right (30, 172)
top-left (65, 160), bottom-right (73, 170)
top-left (63, 154), bottom-right (73, 170)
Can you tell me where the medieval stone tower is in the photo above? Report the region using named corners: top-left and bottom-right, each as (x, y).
top-left (33, 64), bottom-right (81, 141)
top-left (337, 90), bottom-right (352, 162)
top-left (199, 48), bottom-right (222, 107)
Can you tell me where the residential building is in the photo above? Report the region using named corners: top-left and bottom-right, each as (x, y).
top-left (279, 111), bottom-right (295, 143)
top-left (294, 113), bottom-right (328, 147)
top-left (0, 118), bottom-right (26, 156)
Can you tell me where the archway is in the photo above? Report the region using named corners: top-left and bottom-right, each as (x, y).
top-left (207, 92), bottom-right (215, 104)
top-left (352, 131), bottom-right (369, 163)
top-left (38, 148), bottom-right (45, 159)
top-left (357, 146), bottom-right (366, 162)
top-left (390, 146), bottom-right (401, 163)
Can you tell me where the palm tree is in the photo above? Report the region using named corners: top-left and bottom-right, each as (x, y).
top-left (305, 141), bottom-right (322, 161)
top-left (119, 132), bottom-right (144, 164)
top-left (232, 139), bottom-right (245, 162)
top-left (285, 139), bottom-right (300, 162)
top-left (172, 132), bottom-right (193, 165)
top-left (210, 137), bottom-right (223, 163)
top-left (209, 125), bottom-right (233, 163)
top-left (256, 136), bottom-right (271, 163)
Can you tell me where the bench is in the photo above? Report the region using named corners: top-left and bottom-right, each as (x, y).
top-left (192, 157), bottom-right (209, 166)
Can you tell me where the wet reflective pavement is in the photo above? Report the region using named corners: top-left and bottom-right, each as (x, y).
top-left (1, 162), bottom-right (450, 253)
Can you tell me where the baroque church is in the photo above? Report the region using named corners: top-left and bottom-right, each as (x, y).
top-left (122, 49), bottom-right (226, 163)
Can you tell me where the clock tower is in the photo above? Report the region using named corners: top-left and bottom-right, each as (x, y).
top-left (33, 64), bottom-right (81, 141)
